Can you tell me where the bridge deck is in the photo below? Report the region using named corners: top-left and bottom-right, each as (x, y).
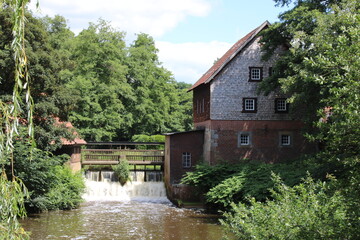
top-left (81, 149), bottom-right (164, 167)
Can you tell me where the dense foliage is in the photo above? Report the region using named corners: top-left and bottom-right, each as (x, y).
top-left (181, 160), bottom-right (316, 210)
top-left (112, 160), bottom-right (130, 186)
top-left (8, 137), bottom-right (85, 212)
top-left (260, 0), bottom-right (360, 156)
top-left (0, 172), bottom-right (29, 239)
top-left (221, 174), bottom-right (353, 239)
top-left (0, 9), bottom-right (192, 148)
top-left (131, 134), bottom-right (165, 150)
top-left (1, 1), bottom-right (33, 238)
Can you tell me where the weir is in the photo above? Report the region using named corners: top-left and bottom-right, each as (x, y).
top-left (83, 170), bottom-right (170, 203)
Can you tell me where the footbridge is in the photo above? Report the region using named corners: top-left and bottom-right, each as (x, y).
top-left (81, 142), bottom-right (165, 172)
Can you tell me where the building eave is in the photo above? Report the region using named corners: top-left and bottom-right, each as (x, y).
top-left (188, 21), bottom-right (270, 92)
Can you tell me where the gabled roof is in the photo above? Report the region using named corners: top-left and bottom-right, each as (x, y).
top-left (54, 118), bottom-right (87, 145)
top-left (189, 21), bottom-right (270, 91)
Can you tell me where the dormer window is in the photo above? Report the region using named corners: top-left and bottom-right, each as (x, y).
top-left (249, 67), bottom-right (263, 81)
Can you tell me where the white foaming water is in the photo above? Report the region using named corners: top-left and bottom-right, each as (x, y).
top-left (82, 171), bottom-right (170, 203)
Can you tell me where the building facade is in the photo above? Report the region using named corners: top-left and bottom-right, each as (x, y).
top-left (189, 21), bottom-right (314, 164)
top-left (164, 21), bottom-right (315, 202)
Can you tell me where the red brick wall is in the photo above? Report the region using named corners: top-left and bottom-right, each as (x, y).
top-left (193, 84), bottom-right (210, 123)
top-left (196, 120), bottom-right (316, 164)
top-left (166, 130), bottom-right (204, 184)
top-left (164, 130), bottom-right (204, 202)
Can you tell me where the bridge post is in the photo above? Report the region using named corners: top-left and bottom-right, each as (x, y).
top-left (119, 154), bottom-right (126, 163)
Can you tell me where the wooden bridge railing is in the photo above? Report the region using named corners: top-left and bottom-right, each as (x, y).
top-left (81, 149), bottom-right (164, 166)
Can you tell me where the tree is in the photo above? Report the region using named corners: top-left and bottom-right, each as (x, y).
top-left (260, 0), bottom-right (360, 159)
top-left (126, 33), bottom-right (172, 135)
top-left (0, 9), bottom-right (80, 151)
top-left (67, 19), bottom-right (134, 141)
top-left (126, 33), bottom-right (192, 136)
top-left (1, 1), bottom-right (33, 239)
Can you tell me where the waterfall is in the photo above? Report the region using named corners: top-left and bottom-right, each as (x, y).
top-left (83, 171), bottom-right (170, 203)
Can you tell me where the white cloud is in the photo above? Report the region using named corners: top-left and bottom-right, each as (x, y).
top-left (156, 41), bottom-right (232, 84)
top-left (29, 0), bottom-right (211, 37)
top-left (29, 0), bottom-right (230, 84)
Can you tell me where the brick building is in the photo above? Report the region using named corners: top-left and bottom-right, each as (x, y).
top-left (164, 21), bottom-right (315, 202)
top-left (54, 118), bottom-right (87, 172)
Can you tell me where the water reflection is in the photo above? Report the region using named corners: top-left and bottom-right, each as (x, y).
top-left (21, 201), bottom-right (230, 240)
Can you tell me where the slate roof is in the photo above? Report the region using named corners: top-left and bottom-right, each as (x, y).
top-left (188, 21), bottom-right (270, 91)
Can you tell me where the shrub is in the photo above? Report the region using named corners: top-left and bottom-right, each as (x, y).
top-left (181, 162), bottom-right (244, 192)
top-left (221, 174), bottom-right (353, 239)
top-left (34, 166), bottom-right (85, 211)
top-left (182, 161), bottom-right (313, 210)
top-left (112, 160), bottom-right (130, 185)
top-left (131, 134), bottom-right (164, 150)
top-left (206, 172), bottom-right (246, 208)
top-left (8, 140), bottom-right (85, 212)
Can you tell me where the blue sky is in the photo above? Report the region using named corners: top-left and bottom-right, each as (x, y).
top-left (29, 0), bottom-right (290, 84)
top-left (159, 1), bottom-right (286, 44)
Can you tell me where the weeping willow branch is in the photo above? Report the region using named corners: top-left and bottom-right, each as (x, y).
top-left (0, 0), bottom-right (37, 239)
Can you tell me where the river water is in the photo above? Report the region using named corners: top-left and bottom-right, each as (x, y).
top-left (20, 171), bottom-right (232, 240)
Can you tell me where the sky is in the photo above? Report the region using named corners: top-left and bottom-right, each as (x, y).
top-left (29, 0), bottom-right (290, 85)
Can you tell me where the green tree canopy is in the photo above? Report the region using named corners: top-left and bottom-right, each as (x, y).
top-left (260, 0), bottom-right (360, 159)
top-left (1, 10), bottom-right (193, 145)
top-left (66, 19), bottom-right (133, 141)
top-left (126, 33), bottom-right (192, 136)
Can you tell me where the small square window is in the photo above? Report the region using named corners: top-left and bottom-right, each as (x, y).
top-left (280, 135), bottom-right (291, 146)
top-left (238, 132), bottom-right (252, 147)
top-left (275, 98), bottom-right (289, 113)
top-left (242, 98), bottom-right (257, 112)
top-left (182, 152), bottom-right (191, 168)
top-left (249, 67), bottom-right (263, 81)
top-left (240, 134), bottom-right (250, 145)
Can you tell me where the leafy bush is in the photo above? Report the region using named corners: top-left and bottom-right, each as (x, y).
top-left (206, 172), bottom-right (246, 208)
top-left (131, 134), bottom-right (164, 150)
top-left (33, 166), bottom-right (85, 211)
top-left (221, 174), bottom-right (354, 239)
top-left (181, 162), bottom-right (244, 192)
top-left (112, 160), bottom-right (130, 185)
top-left (182, 161), bottom-right (315, 209)
top-left (8, 140), bottom-right (85, 212)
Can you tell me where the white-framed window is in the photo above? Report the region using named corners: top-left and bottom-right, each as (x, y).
top-left (238, 132), bottom-right (251, 147)
top-left (275, 98), bottom-right (288, 113)
top-left (182, 152), bottom-right (191, 168)
top-left (280, 134), bottom-right (291, 146)
top-left (249, 67), bottom-right (263, 81)
top-left (243, 98), bottom-right (257, 112)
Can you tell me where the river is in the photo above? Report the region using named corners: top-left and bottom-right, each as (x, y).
top-left (20, 171), bottom-right (232, 240)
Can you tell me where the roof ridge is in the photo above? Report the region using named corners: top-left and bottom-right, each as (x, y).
top-left (188, 21), bottom-right (270, 91)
